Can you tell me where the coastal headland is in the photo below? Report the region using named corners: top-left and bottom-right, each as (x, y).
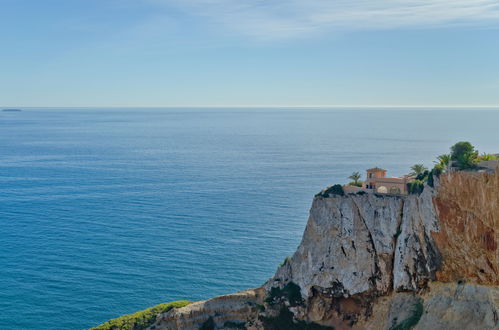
top-left (95, 147), bottom-right (498, 330)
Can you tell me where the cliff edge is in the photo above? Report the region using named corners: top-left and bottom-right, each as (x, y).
top-left (108, 169), bottom-right (498, 330)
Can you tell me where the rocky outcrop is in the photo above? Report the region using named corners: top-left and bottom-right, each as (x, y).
top-left (147, 170), bottom-right (498, 330)
top-left (150, 289), bottom-right (265, 330)
top-left (270, 185), bottom-right (441, 298)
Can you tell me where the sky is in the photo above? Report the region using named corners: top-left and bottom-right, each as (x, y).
top-left (1, 0), bottom-right (499, 107)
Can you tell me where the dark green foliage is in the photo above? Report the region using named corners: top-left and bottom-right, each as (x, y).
top-left (316, 184), bottom-right (344, 198)
top-left (223, 321), bottom-right (246, 329)
top-left (450, 141), bottom-right (478, 170)
top-left (348, 181), bottom-right (363, 187)
top-left (91, 301), bottom-right (191, 330)
top-left (407, 180), bottom-right (424, 195)
top-left (256, 304), bottom-right (266, 312)
top-left (415, 170), bottom-right (429, 181)
top-left (427, 175), bottom-right (434, 188)
top-left (265, 282), bottom-right (303, 307)
top-left (260, 307), bottom-right (334, 330)
top-left (426, 166), bottom-right (442, 188)
top-left (200, 316), bottom-right (216, 330)
top-left (389, 299), bottom-right (424, 330)
top-left (356, 191), bottom-right (367, 195)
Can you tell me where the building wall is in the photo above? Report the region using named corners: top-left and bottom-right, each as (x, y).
top-left (364, 178), bottom-right (408, 195)
top-left (343, 185), bottom-right (364, 194)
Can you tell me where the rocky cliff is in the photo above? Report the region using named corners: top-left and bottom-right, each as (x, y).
top-left (146, 170), bottom-right (498, 330)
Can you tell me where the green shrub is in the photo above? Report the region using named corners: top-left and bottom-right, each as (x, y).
top-left (348, 181), bottom-right (363, 187)
top-left (407, 180), bottom-right (424, 195)
top-left (389, 299), bottom-right (424, 330)
top-left (450, 141), bottom-right (478, 170)
top-left (91, 300), bottom-right (190, 330)
top-left (415, 170), bottom-right (429, 182)
top-left (265, 282), bottom-right (303, 307)
top-left (427, 166), bottom-right (442, 188)
top-left (316, 184), bottom-right (344, 198)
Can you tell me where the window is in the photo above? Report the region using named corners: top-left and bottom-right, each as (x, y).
top-left (389, 187), bottom-right (401, 194)
top-left (377, 186), bottom-right (388, 193)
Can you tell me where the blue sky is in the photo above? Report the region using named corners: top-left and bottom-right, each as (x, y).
top-left (1, 0), bottom-right (499, 107)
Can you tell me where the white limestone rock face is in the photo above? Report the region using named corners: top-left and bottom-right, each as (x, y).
top-left (269, 188), bottom-right (441, 298)
top-left (392, 186), bottom-right (441, 291)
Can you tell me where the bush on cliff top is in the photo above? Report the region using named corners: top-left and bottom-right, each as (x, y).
top-left (451, 141), bottom-right (479, 170)
top-left (91, 300), bottom-right (190, 330)
top-left (407, 180), bottom-right (424, 195)
top-left (315, 184), bottom-right (344, 198)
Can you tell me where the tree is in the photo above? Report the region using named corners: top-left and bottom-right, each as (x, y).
top-left (450, 141), bottom-right (478, 169)
top-left (348, 171), bottom-right (362, 185)
top-left (410, 164), bottom-right (428, 177)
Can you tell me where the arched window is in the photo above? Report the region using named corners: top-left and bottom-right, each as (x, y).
top-left (377, 186), bottom-right (388, 194)
top-left (389, 187), bottom-right (401, 194)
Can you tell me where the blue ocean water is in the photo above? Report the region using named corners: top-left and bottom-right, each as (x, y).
top-left (0, 108), bottom-right (498, 329)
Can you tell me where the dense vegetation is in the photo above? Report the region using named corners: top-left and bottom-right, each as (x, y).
top-left (265, 282), bottom-right (303, 307)
top-left (91, 300), bottom-right (190, 330)
top-left (316, 184), bottom-right (344, 197)
top-left (407, 141), bottom-right (496, 194)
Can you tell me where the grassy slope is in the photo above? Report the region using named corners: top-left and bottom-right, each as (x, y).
top-left (91, 300), bottom-right (191, 330)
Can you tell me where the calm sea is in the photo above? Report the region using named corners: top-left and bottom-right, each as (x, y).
top-left (1, 108), bottom-right (498, 329)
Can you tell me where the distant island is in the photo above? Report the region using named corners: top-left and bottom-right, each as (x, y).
top-left (2, 108), bottom-right (22, 112)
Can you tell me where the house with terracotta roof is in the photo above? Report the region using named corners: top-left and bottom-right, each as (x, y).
top-left (364, 168), bottom-right (411, 194)
top-left (343, 167), bottom-right (412, 195)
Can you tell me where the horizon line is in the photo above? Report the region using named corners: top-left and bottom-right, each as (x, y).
top-left (3, 105), bottom-right (499, 109)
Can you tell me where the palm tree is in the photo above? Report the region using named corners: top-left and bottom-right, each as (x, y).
top-left (348, 172), bottom-right (362, 185)
top-left (410, 164), bottom-right (427, 177)
top-left (435, 154), bottom-right (451, 170)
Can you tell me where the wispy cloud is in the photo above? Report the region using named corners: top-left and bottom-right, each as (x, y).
top-left (151, 0), bottom-right (499, 39)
